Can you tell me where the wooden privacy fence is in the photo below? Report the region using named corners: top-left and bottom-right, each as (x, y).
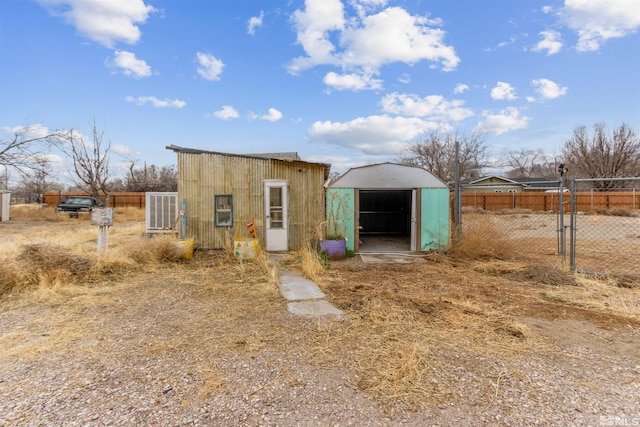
top-left (459, 190), bottom-right (638, 213)
top-left (44, 192), bottom-right (146, 208)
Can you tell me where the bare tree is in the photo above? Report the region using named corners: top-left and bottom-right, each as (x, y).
top-left (64, 121), bottom-right (111, 201)
top-left (326, 171), bottom-right (342, 186)
top-left (0, 125), bottom-right (64, 182)
top-left (504, 148), bottom-right (557, 180)
top-left (562, 123), bottom-right (640, 190)
top-left (125, 161), bottom-right (177, 192)
top-left (17, 156), bottom-right (61, 203)
top-left (398, 131), bottom-right (489, 186)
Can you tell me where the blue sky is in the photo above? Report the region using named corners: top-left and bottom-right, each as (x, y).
top-left (1, 0), bottom-right (639, 182)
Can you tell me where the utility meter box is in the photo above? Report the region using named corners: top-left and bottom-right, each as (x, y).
top-left (91, 208), bottom-right (114, 226)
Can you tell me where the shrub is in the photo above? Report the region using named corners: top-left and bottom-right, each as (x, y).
top-left (452, 216), bottom-right (516, 260)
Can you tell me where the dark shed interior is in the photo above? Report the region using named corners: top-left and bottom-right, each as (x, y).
top-left (359, 190), bottom-right (412, 236)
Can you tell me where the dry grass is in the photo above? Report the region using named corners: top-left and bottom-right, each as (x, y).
top-left (1, 221), bottom-right (193, 298)
top-left (301, 242), bottom-right (326, 281)
top-left (451, 214), bottom-right (518, 260)
top-left (306, 262), bottom-right (549, 411)
top-left (2, 214), bottom-right (638, 416)
top-left (548, 274), bottom-right (640, 319)
top-left (10, 204), bottom-right (64, 221)
top-left (591, 208), bottom-right (640, 217)
top-left (9, 204), bottom-right (146, 222)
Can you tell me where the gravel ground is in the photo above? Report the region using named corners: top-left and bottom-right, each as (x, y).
top-left (1, 244), bottom-right (639, 426)
top-left (1, 282), bottom-right (639, 426)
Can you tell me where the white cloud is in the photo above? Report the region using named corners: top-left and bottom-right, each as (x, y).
top-left (207, 105), bottom-right (239, 120)
top-left (490, 81), bottom-right (518, 101)
top-left (474, 107), bottom-right (530, 135)
top-left (532, 30), bottom-right (563, 55)
top-left (111, 143), bottom-right (132, 156)
top-left (1, 124), bottom-right (53, 139)
top-left (308, 114), bottom-right (441, 155)
top-left (453, 83), bottom-right (469, 94)
top-left (125, 96), bottom-right (186, 108)
top-left (350, 0), bottom-right (388, 18)
top-left (262, 108), bottom-right (283, 122)
top-left (560, 0), bottom-right (640, 52)
top-left (109, 50), bottom-right (152, 78)
top-left (340, 7), bottom-right (459, 71)
top-left (289, 0), bottom-right (345, 73)
top-left (304, 154), bottom-right (357, 174)
top-left (498, 36), bottom-right (518, 48)
top-left (37, 0), bottom-right (156, 48)
top-left (531, 78), bottom-right (568, 100)
top-left (196, 52), bottom-right (224, 81)
top-left (323, 71), bottom-right (382, 91)
top-left (289, 1), bottom-right (459, 90)
top-left (380, 92), bottom-right (473, 122)
top-left (249, 108), bottom-right (283, 122)
top-left (484, 35), bottom-right (518, 52)
top-left (247, 11), bottom-right (264, 35)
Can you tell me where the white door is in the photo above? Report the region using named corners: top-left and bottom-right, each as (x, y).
top-left (264, 180), bottom-right (288, 251)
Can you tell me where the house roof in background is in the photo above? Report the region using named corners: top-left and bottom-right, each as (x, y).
top-left (466, 175), bottom-right (559, 189)
top-left (509, 177), bottom-right (560, 188)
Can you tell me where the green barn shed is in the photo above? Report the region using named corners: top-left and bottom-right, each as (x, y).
top-left (327, 163), bottom-right (450, 253)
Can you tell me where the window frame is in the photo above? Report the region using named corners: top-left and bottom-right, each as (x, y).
top-left (214, 194), bottom-right (233, 227)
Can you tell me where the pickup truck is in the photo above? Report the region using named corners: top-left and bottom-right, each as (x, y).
top-left (55, 196), bottom-right (99, 217)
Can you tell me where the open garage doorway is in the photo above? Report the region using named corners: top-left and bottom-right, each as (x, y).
top-left (358, 190), bottom-right (415, 253)
top-left (327, 163), bottom-right (450, 254)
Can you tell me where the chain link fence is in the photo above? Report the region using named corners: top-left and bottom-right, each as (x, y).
top-left (460, 210), bottom-right (561, 264)
top-left (459, 177), bottom-right (640, 280)
top-left (566, 177), bottom-right (640, 278)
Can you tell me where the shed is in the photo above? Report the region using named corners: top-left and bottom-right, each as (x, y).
top-left (327, 163), bottom-right (450, 253)
top-left (0, 190), bottom-right (11, 221)
top-left (166, 145), bottom-right (330, 251)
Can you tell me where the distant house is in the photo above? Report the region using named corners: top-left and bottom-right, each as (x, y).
top-left (327, 163), bottom-right (450, 253)
top-left (166, 145), bottom-right (330, 251)
top-left (463, 176), bottom-right (559, 193)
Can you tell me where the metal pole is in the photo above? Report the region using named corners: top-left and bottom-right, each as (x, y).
top-left (181, 198), bottom-right (187, 240)
top-left (558, 174), bottom-right (564, 260)
top-left (557, 163), bottom-right (568, 264)
top-left (454, 140), bottom-right (461, 240)
top-left (569, 176), bottom-right (577, 272)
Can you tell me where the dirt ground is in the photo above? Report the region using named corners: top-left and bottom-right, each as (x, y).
top-left (1, 215), bottom-right (639, 426)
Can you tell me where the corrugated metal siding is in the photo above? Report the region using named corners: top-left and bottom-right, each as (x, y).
top-left (177, 152), bottom-right (326, 250)
top-left (420, 188), bottom-right (450, 250)
top-left (326, 188), bottom-right (355, 251)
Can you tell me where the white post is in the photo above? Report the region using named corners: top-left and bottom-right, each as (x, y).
top-left (97, 226), bottom-right (103, 251)
top-left (92, 208), bottom-right (113, 253)
top-left (97, 225), bottom-right (109, 252)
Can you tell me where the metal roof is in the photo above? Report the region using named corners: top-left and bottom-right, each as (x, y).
top-left (329, 162), bottom-right (448, 189)
top-left (166, 145), bottom-right (331, 180)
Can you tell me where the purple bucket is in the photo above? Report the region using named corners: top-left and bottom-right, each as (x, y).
top-left (320, 239), bottom-right (346, 258)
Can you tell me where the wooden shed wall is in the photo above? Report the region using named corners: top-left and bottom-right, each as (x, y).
top-left (177, 152), bottom-right (327, 250)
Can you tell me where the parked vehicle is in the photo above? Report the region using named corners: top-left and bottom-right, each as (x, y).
top-left (55, 196), bottom-right (99, 217)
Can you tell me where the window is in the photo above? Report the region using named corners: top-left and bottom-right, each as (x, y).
top-left (269, 187), bottom-right (283, 228)
top-left (215, 195), bottom-right (233, 226)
